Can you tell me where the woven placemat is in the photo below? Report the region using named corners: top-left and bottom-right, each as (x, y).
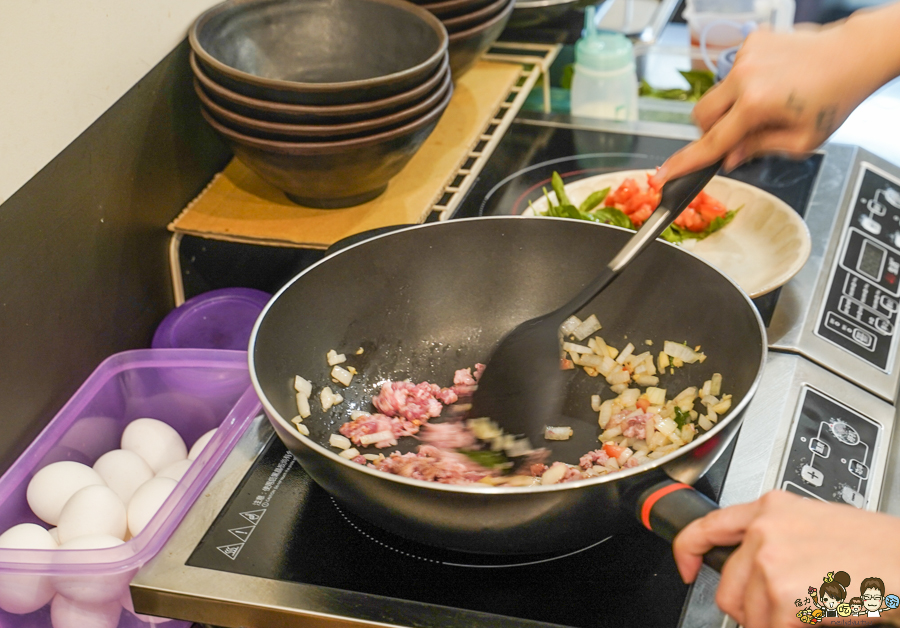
top-left (169, 60), bottom-right (522, 249)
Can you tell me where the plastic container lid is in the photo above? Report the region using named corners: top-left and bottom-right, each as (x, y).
top-left (152, 288), bottom-right (270, 351)
top-left (575, 5), bottom-right (634, 73)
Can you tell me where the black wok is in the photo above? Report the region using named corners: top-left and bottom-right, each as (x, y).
top-left (249, 217), bottom-right (766, 556)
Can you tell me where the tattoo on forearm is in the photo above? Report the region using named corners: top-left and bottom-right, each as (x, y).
top-left (816, 106), bottom-right (838, 133)
top-left (786, 92), bottom-right (804, 116)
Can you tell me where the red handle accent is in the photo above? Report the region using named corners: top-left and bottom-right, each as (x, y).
top-left (640, 482), bottom-right (692, 530)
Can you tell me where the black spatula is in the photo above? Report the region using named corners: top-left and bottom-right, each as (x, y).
top-left (469, 161), bottom-right (725, 454)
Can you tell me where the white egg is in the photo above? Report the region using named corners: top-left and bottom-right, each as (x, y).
top-left (93, 449), bottom-right (154, 504)
top-left (121, 418), bottom-right (187, 473)
top-left (50, 594), bottom-right (122, 628)
top-left (53, 534), bottom-right (133, 604)
top-left (26, 461), bottom-right (106, 525)
top-left (48, 527), bottom-right (60, 544)
top-left (56, 485), bottom-right (127, 544)
top-left (188, 428), bottom-right (217, 460)
top-left (155, 459), bottom-right (192, 482)
top-left (0, 523), bottom-right (57, 614)
top-left (127, 477), bottom-right (177, 538)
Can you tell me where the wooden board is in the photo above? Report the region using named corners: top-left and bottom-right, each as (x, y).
top-left (169, 60), bottom-right (522, 249)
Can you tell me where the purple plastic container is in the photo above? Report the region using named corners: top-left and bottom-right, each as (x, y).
top-left (0, 349), bottom-right (261, 628)
top-left (151, 288), bottom-right (271, 351)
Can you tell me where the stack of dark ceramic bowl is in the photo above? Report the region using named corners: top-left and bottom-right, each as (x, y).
top-left (411, 0), bottom-right (516, 77)
top-left (189, 0), bottom-right (451, 209)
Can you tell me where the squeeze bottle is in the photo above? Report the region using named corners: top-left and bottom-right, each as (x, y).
top-left (570, 5), bottom-right (638, 121)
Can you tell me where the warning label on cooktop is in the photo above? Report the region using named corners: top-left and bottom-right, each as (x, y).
top-left (187, 434), bottom-right (309, 573)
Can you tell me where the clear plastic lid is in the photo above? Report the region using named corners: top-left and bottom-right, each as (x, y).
top-left (575, 5), bottom-right (635, 73)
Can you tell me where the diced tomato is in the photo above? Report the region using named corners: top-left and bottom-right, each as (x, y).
top-left (674, 207), bottom-right (709, 232)
top-left (603, 175), bottom-right (728, 233)
top-left (603, 442), bottom-right (626, 458)
top-left (636, 397), bottom-right (650, 412)
top-left (629, 206), bottom-right (654, 227)
top-left (604, 178), bottom-right (641, 207)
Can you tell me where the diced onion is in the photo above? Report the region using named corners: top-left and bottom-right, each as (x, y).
top-left (326, 349), bottom-right (347, 366)
top-left (618, 388), bottom-right (641, 407)
top-left (296, 393), bottom-right (311, 419)
top-left (698, 415), bottom-right (713, 431)
top-left (559, 315), bottom-right (582, 337)
top-left (645, 387), bottom-right (667, 406)
top-left (541, 463), bottom-right (568, 485)
top-left (339, 448), bottom-right (360, 459)
top-left (710, 373), bottom-right (723, 397)
top-left (331, 365), bottom-right (353, 386)
top-left (292, 420), bottom-right (309, 436)
top-left (598, 356), bottom-right (617, 377)
top-left (591, 395), bottom-right (602, 412)
top-left (350, 410), bottom-right (371, 420)
top-left (360, 430), bottom-right (394, 446)
top-left (609, 383), bottom-right (628, 394)
top-left (563, 341), bottom-right (592, 355)
top-left (573, 314), bottom-right (602, 341)
top-left (598, 400), bottom-right (616, 428)
top-left (573, 353), bottom-right (605, 368)
top-left (607, 367), bottom-right (631, 385)
top-left (320, 386), bottom-right (337, 411)
top-left (634, 375), bottom-right (659, 387)
top-left (712, 396), bottom-right (732, 414)
top-left (615, 343), bottom-right (635, 365)
top-left (363, 453), bottom-right (384, 461)
top-left (656, 417), bottom-right (677, 436)
top-left (329, 434), bottom-right (351, 449)
top-left (544, 426), bottom-right (573, 441)
top-left (294, 375), bottom-right (312, 397)
top-left (663, 341), bottom-right (705, 364)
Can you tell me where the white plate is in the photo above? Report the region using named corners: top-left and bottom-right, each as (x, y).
top-left (525, 169), bottom-right (812, 298)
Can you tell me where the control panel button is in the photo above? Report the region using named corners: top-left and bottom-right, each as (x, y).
top-left (849, 459), bottom-right (869, 479)
top-left (809, 438), bottom-right (831, 458)
top-left (874, 317), bottom-right (893, 334)
top-left (881, 294), bottom-right (899, 312)
top-left (841, 485), bottom-right (865, 508)
top-left (800, 465), bottom-right (825, 487)
top-left (852, 327), bottom-right (876, 349)
top-left (830, 420), bottom-right (861, 446)
top-left (860, 213), bottom-right (882, 234)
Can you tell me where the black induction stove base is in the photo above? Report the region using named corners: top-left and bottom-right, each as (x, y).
top-left (188, 433), bottom-right (714, 628)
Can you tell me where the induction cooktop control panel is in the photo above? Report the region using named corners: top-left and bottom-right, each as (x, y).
top-left (815, 163), bottom-right (900, 372)
top-left (778, 386), bottom-right (882, 509)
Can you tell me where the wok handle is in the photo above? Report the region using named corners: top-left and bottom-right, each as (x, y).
top-left (634, 479), bottom-right (737, 573)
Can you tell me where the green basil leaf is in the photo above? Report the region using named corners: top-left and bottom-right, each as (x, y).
top-left (460, 449), bottom-right (509, 469)
top-left (554, 204), bottom-right (585, 220)
top-left (551, 171), bottom-right (572, 207)
top-left (672, 406), bottom-right (691, 428)
top-left (589, 207), bottom-right (634, 229)
top-left (578, 187), bottom-right (611, 213)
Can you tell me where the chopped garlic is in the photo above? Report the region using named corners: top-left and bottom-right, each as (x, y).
top-left (329, 434), bottom-right (352, 449)
top-left (294, 375), bottom-right (312, 397)
top-left (296, 393), bottom-right (311, 419)
top-left (326, 349), bottom-right (347, 366)
top-left (331, 365), bottom-right (353, 386)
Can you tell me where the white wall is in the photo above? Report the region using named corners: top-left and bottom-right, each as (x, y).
top-left (0, 0), bottom-right (222, 205)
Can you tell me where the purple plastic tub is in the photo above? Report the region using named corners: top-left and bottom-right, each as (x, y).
top-left (0, 349), bottom-right (261, 628)
top-left (151, 288), bottom-right (271, 351)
